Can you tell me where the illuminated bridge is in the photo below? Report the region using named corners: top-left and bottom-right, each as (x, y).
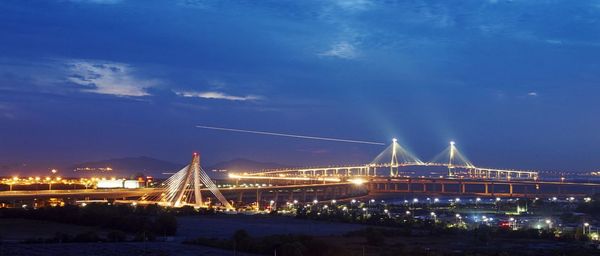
top-left (230, 139), bottom-right (539, 182)
top-left (2, 139), bottom-right (599, 209)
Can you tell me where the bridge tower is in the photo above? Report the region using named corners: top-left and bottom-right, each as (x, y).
top-left (371, 138), bottom-right (423, 177)
top-left (141, 152), bottom-right (233, 209)
top-left (173, 153), bottom-right (203, 207)
top-left (390, 138), bottom-right (400, 177)
top-left (448, 141), bottom-right (456, 176)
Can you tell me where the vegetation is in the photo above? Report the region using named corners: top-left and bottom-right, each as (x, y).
top-left (0, 204), bottom-right (178, 237)
top-left (576, 194), bottom-right (600, 219)
top-left (184, 229), bottom-right (348, 256)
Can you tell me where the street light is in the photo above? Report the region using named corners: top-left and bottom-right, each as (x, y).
top-left (584, 223), bottom-right (590, 235)
top-left (455, 213), bottom-right (461, 223)
top-left (545, 219), bottom-right (552, 229)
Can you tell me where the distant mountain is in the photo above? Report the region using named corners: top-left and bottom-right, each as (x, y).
top-left (208, 158), bottom-right (292, 172)
top-left (69, 156), bottom-right (183, 178)
top-left (206, 158), bottom-right (293, 179)
top-left (67, 157), bottom-right (290, 179)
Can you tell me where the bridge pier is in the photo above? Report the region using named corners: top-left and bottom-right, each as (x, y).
top-left (238, 191), bottom-right (244, 203)
top-left (302, 189), bottom-right (307, 202)
top-left (256, 190), bottom-right (262, 210)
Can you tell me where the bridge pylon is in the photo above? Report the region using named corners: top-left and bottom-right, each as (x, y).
top-left (390, 138), bottom-right (399, 177)
top-left (431, 141), bottom-right (475, 177)
top-left (141, 152), bottom-right (233, 209)
top-left (370, 138), bottom-right (423, 177)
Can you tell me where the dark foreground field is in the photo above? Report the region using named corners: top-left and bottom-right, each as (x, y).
top-left (1, 214), bottom-right (599, 256)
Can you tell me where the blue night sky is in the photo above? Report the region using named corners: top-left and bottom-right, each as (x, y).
top-left (0, 0), bottom-right (599, 171)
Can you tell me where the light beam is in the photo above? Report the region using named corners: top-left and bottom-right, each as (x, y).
top-left (195, 125), bottom-right (384, 145)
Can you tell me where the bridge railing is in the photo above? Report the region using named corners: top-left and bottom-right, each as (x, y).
top-left (230, 162), bottom-right (539, 181)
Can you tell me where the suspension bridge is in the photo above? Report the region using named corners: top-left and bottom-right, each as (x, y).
top-left (229, 139), bottom-right (539, 182)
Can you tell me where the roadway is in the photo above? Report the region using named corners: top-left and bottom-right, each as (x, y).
top-left (0, 182), bottom-right (359, 201)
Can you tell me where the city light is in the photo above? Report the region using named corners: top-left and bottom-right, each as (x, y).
top-left (348, 178), bottom-right (366, 185)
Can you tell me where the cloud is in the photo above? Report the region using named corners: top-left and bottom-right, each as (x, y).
top-left (546, 39), bottom-right (563, 45)
top-left (318, 41), bottom-right (358, 59)
top-left (177, 0), bottom-right (213, 9)
top-left (175, 91), bottom-right (262, 101)
top-left (67, 60), bottom-right (157, 97)
top-left (69, 0), bottom-right (122, 4)
top-left (528, 92), bottom-right (538, 97)
top-left (331, 0), bottom-right (373, 12)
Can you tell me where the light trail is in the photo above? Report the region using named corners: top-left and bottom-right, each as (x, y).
top-left (195, 125), bottom-right (385, 145)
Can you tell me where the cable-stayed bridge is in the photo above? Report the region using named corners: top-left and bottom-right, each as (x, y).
top-left (138, 153), bottom-right (234, 209)
top-left (3, 140), bottom-right (600, 209)
top-left (230, 139), bottom-right (539, 181)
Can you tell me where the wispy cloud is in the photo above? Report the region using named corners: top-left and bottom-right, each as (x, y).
top-left (177, 0), bottom-right (212, 9)
top-left (331, 0), bottom-right (373, 12)
top-left (528, 92), bottom-right (538, 97)
top-left (175, 91), bottom-right (262, 101)
top-left (318, 41), bottom-right (358, 59)
top-left (67, 60), bottom-right (157, 97)
top-left (69, 0), bottom-right (122, 4)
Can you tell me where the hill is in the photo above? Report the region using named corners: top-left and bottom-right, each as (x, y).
top-left (69, 156), bottom-right (183, 178)
top-left (206, 158), bottom-right (293, 179)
